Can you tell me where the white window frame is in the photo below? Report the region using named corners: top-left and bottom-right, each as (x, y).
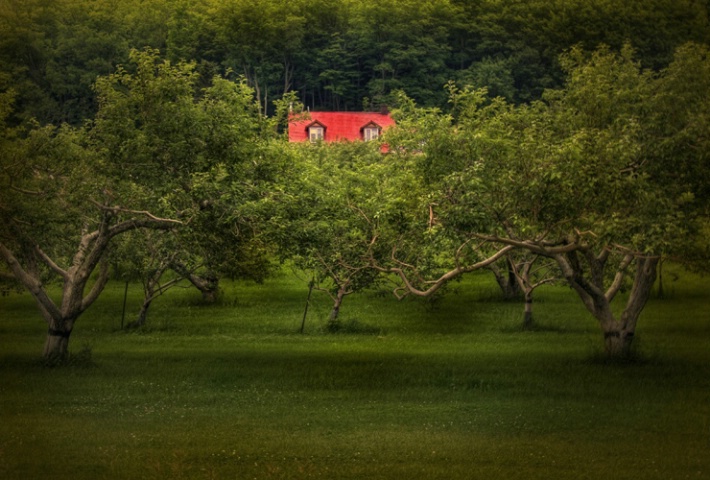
top-left (308, 125), bottom-right (324, 142)
top-left (363, 126), bottom-right (380, 141)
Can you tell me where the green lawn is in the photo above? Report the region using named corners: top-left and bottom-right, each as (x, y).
top-left (1, 268), bottom-right (709, 479)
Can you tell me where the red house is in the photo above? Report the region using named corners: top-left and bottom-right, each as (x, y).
top-left (288, 111), bottom-right (395, 144)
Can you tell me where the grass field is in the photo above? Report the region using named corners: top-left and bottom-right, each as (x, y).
top-left (1, 267), bottom-right (709, 479)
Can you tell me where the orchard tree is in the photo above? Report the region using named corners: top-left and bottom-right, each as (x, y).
top-left (489, 252), bottom-right (558, 330)
top-left (371, 90), bottom-right (519, 302)
top-left (1, 49), bottom-right (270, 361)
top-left (0, 107), bottom-right (180, 362)
top-left (112, 229), bottom-right (198, 329)
top-left (94, 47), bottom-right (277, 288)
top-left (530, 43), bottom-right (710, 356)
top-left (115, 231), bottom-right (177, 329)
top-left (384, 44), bottom-right (710, 358)
top-left (268, 141), bottom-right (407, 328)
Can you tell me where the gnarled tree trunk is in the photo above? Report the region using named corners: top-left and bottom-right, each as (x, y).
top-left (555, 249), bottom-right (658, 359)
top-left (43, 315), bottom-right (75, 363)
top-left (1, 209), bottom-right (179, 362)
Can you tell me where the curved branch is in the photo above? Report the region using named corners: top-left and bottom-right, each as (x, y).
top-left (34, 245), bottom-right (68, 280)
top-left (87, 199), bottom-right (183, 238)
top-left (0, 242), bottom-right (62, 321)
top-left (80, 260), bottom-right (111, 312)
top-left (472, 233), bottom-right (581, 256)
top-left (604, 253), bottom-right (634, 302)
top-left (107, 217), bottom-right (182, 239)
top-left (387, 244), bottom-right (516, 298)
top-left (311, 282), bottom-right (337, 303)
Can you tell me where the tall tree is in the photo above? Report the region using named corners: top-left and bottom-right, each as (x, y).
top-left (214, 0), bottom-right (306, 115)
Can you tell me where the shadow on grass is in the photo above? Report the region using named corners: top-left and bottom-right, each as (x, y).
top-left (322, 318), bottom-right (383, 335)
top-left (583, 337), bottom-right (663, 367)
top-left (0, 344), bottom-right (98, 370)
top-left (499, 323), bottom-right (570, 334)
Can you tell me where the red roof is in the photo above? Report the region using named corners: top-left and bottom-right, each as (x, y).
top-left (288, 111), bottom-right (395, 143)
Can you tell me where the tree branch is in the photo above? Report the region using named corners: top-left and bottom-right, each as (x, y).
top-left (33, 245), bottom-right (68, 280)
top-left (553, 252), bottom-right (597, 313)
top-left (620, 257), bottom-right (659, 332)
top-left (471, 233), bottom-right (581, 256)
top-left (107, 217), bottom-right (182, 239)
top-left (10, 184), bottom-right (44, 196)
top-left (147, 276), bottom-right (187, 301)
top-left (88, 199), bottom-right (183, 232)
top-left (311, 281), bottom-right (338, 303)
top-left (80, 260), bottom-right (111, 312)
top-left (0, 242), bottom-right (63, 321)
top-left (385, 244), bottom-right (515, 298)
top-left (604, 253), bottom-right (634, 302)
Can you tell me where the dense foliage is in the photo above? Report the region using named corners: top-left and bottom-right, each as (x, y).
top-left (2, 0), bottom-right (709, 124)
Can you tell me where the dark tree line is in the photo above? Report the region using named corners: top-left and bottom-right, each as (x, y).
top-left (2, 0), bottom-right (709, 124)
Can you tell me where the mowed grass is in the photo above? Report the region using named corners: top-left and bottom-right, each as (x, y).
top-left (1, 267), bottom-right (709, 479)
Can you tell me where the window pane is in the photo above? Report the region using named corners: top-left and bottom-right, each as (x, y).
top-left (309, 126), bottom-right (323, 142)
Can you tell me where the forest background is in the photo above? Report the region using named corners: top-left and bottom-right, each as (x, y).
top-left (3, 0), bottom-right (710, 125)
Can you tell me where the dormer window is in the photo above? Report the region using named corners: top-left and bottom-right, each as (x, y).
top-left (289, 113), bottom-right (394, 146)
top-left (362, 122), bottom-right (381, 141)
top-left (307, 122), bottom-right (325, 142)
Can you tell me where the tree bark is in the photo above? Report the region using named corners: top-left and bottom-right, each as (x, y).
top-left (126, 299), bottom-right (152, 329)
top-left (327, 287), bottom-right (347, 329)
top-left (1, 208), bottom-right (180, 361)
top-left (43, 321), bottom-right (73, 363)
top-left (170, 262), bottom-right (220, 303)
top-left (199, 281), bottom-right (219, 303)
top-left (522, 293), bottom-right (534, 330)
top-left (603, 328), bottom-right (635, 358)
top-left (489, 258), bottom-right (522, 300)
top-left (555, 250), bottom-right (658, 359)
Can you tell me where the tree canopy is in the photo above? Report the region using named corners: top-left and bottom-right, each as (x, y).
top-left (2, 0), bottom-right (708, 124)
top-left (374, 44), bottom-right (710, 356)
top-left (0, 49), bottom-right (271, 361)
